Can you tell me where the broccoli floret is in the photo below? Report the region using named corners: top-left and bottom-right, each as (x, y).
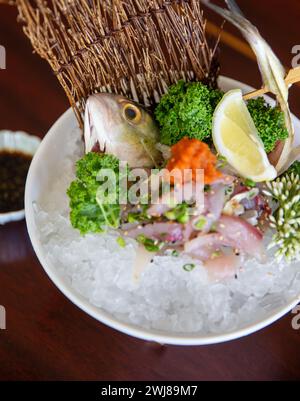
top-left (155, 80), bottom-right (223, 146)
top-left (247, 97), bottom-right (289, 153)
top-left (67, 152), bottom-right (124, 235)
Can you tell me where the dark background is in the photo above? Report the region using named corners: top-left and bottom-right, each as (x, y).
top-left (0, 1), bottom-right (300, 381)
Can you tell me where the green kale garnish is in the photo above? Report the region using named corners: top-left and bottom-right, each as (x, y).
top-left (155, 80), bottom-right (289, 153)
top-left (247, 97), bottom-right (289, 153)
top-left (155, 80), bottom-right (223, 146)
top-left (67, 152), bottom-right (125, 235)
top-left (286, 160), bottom-right (300, 176)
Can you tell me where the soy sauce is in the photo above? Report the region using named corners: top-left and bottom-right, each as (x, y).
top-left (0, 150), bottom-right (32, 213)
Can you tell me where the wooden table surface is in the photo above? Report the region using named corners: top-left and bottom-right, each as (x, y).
top-left (1, 1), bottom-right (300, 381)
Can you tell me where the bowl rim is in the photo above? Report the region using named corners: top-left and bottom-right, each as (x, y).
top-left (25, 76), bottom-right (300, 345)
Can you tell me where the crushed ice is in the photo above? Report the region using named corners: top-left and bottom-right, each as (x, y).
top-left (34, 128), bottom-right (300, 334)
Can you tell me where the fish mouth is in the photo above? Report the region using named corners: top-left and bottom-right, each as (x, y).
top-left (91, 141), bottom-right (105, 154)
top-left (84, 94), bottom-right (115, 154)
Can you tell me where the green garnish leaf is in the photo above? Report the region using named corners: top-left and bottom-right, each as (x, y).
top-left (67, 152), bottom-right (127, 235)
top-left (155, 80), bottom-right (223, 146)
top-left (247, 97), bottom-right (289, 153)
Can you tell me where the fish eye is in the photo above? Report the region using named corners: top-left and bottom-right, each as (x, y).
top-left (123, 103), bottom-right (142, 124)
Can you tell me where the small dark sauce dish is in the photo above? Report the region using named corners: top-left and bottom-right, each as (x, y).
top-left (0, 150), bottom-right (32, 213)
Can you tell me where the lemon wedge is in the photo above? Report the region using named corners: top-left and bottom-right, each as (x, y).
top-left (212, 89), bottom-right (277, 182)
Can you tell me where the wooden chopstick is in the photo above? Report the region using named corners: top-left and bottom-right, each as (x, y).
top-left (243, 67), bottom-right (300, 100)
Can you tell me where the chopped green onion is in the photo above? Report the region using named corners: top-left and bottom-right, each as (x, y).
top-left (194, 216), bottom-right (207, 230)
top-left (249, 189), bottom-right (258, 199)
top-left (136, 234), bottom-right (164, 252)
top-left (210, 222), bottom-right (217, 232)
top-left (217, 155), bottom-right (227, 169)
top-left (136, 234), bottom-right (147, 244)
top-left (171, 250), bottom-right (179, 257)
top-left (225, 185), bottom-right (234, 196)
top-left (127, 213), bottom-right (138, 223)
top-left (164, 210), bottom-right (177, 220)
top-left (164, 203), bottom-right (190, 223)
top-left (116, 236), bottom-right (126, 248)
top-left (177, 212), bottom-right (189, 224)
top-left (158, 241), bottom-right (165, 250)
top-left (211, 251), bottom-right (222, 258)
top-left (144, 239), bottom-right (164, 252)
top-left (145, 244), bottom-right (160, 252)
top-left (183, 263), bottom-right (196, 272)
top-left (244, 178), bottom-right (256, 188)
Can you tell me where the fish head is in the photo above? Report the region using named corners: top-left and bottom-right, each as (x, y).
top-left (84, 93), bottom-right (161, 167)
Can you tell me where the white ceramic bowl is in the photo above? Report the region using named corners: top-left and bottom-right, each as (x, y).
top-left (25, 77), bottom-right (300, 345)
top-left (0, 130), bottom-right (41, 225)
